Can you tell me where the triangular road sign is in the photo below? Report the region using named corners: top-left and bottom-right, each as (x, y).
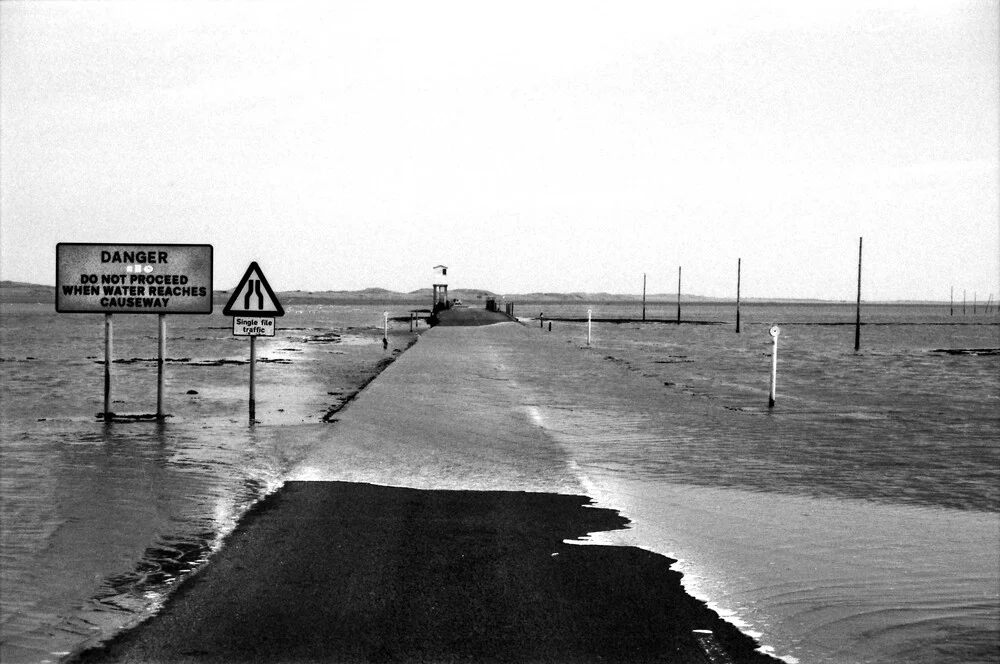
top-left (223, 262), bottom-right (284, 316)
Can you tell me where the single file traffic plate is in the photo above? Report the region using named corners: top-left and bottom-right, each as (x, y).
top-left (233, 316), bottom-right (275, 337)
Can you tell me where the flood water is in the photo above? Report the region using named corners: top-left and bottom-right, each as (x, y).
top-left (516, 301), bottom-right (999, 663)
top-left (0, 302), bottom-right (411, 663)
top-left (1, 300), bottom-right (998, 663)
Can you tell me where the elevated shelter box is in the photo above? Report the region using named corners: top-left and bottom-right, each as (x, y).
top-left (432, 264), bottom-right (449, 313)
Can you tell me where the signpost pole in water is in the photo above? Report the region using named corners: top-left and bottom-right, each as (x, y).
top-left (222, 261), bottom-right (284, 426)
top-left (736, 258), bottom-right (742, 334)
top-left (104, 314), bottom-right (113, 421)
top-left (768, 325), bottom-right (780, 408)
top-left (854, 237), bottom-right (863, 352)
top-left (245, 326), bottom-right (258, 425)
top-left (383, 311), bottom-right (389, 347)
top-left (677, 266), bottom-right (682, 323)
top-left (951, 286), bottom-right (954, 316)
top-left (587, 309), bottom-right (592, 346)
top-left (642, 273), bottom-right (646, 321)
top-left (156, 314), bottom-right (166, 419)
top-left (56, 244), bottom-right (213, 421)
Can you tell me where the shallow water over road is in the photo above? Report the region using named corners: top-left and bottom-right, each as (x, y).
top-left (512, 302), bottom-right (999, 663)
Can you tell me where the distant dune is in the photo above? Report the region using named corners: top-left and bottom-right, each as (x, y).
top-left (1, 280), bottom-right (945, 306)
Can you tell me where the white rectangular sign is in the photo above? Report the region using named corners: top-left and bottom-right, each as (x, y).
top-left (233, 316), bottom-right (275, 337)
top-left (56, 243), bottom-right (213, 314)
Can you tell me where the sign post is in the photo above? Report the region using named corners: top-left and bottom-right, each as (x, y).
top-left (104, 314), bottom-right (113, 421)
top-left (157, 314), bottom-right (166, 418)
top-left (56, 243), bottom-right (213, 421)
top-left (223, 262), bottom-right (284, 425)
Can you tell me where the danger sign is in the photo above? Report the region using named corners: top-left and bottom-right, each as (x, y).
top-left (56, 243), bottom-right (213, 314)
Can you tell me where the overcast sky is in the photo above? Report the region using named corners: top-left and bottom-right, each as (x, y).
top-left (1, 0), bottom-right (997, 300)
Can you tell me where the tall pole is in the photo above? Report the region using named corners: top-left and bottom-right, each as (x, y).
top-left (642, 273), bottom-right (646, 321)
top-left (104, 313), bottom-right (113, 421)
top-left (677, 266), bottom-right (682, 323)
top-left (736, 258), bottom-right (742, 334)
top-left (963, 290), bottom-right (966, 315)
top-left (854, 237), bottom-right (862, 352)
top-left (157, 314), bottom-right (166, 419)
top-left (951, 286), bottom-right (954, 316)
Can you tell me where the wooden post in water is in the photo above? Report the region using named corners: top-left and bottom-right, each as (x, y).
top-left (963, 290), bottom-right (966, 315)
top-left (642, 273), bottom-right (647, 321)
top-left (677, 266), bottom-right (682, 323)
top-left (951, 286), bottom-right (954, 316)
top-left (104, 313), bottom-right (113, 421)
top-left (974, 292), bottom-right (977, 314)
top-left (587, 309), bottom-right (592, 346)
top-left (249, 334), bottom-right (257, 425)
top-left (768, 325), bottom-right (780, 408)
top-left (736, 258), bottom-right (742, 334)
top-left (854, 237), bottom-right (862, 352)
top-left (157, 314), bottom-right (166, 419)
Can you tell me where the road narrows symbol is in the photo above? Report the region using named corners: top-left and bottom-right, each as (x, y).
top-left (223, 263), bottom-right (283, 317)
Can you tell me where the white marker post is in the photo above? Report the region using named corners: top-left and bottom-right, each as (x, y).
top-left (768, 325), bottom-right (780, 408)
top-left (587, 309), bottom-right (592, 346)
top-left (383, 311), bottom-right (389, 347)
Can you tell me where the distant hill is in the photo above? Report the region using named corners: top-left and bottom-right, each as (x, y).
top-left (2, 280), bottom-right (948, 306)
top-left (0, 281), bottom-right (57, 303)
